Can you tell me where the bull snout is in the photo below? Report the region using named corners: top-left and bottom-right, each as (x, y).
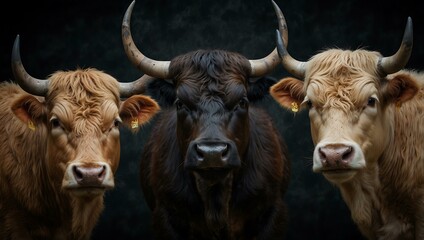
top-left (313, 142), bottom-right (366, 183)
top-left (72, 165), bottom-right (106, 187)
top-left (318, 144), bottom-right (354, 169)
top-left (63, 162), bottom-right (115, 191)
top-left (185, 140), bottom-right (241, 170)
top-left (196, 142), bottom-right (228, 163)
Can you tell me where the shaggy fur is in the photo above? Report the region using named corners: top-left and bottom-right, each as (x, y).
top-left (141, 50), bottom-right (291, 240)
top-left (271, 49), bottom-right (423, 239)
top-left (0, 68), bottom-right (159, 240)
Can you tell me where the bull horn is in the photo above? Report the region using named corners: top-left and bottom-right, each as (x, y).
top-left (122, 1), bottom-right (170, 80)
top-left (378, 17), bottom-right (413, 75)
top-left (119, 74), bottom-right (156, 98)
top-left (11, 35), bottom-right (49, 96)
top-left (248, 0), bottom-right (289, 77)
top-left (275, 29), bottom-right (306, 79)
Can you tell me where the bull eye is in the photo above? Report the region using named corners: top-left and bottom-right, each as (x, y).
top-left (235, 98), bottom-right (248, 111)
top-left (367, 97), bottom-right (377, 108)
top-left (50, 117), bottom-right (61, 129)
top-left (114, 118), bottom-right (121, 128)
top-left (175, 99), bottom-right (186, 111)
top-left (306, 100), bottom-right (313, 109)
top-left (239, 98), bottom-right (248, 109)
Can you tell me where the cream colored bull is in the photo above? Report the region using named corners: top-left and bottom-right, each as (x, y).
top-left (269, 6), bottom-right (424, 240)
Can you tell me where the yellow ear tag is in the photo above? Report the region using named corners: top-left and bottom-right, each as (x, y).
top-left (396, 102), bottom-right (402, 109)
top-left (291, 102), bottom-right (299, 113)
top-left (28, 120), bottom-right (36, 131)
top-left (131, 118), bottom-right (139, 129)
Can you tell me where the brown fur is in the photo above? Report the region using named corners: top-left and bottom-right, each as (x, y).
top-left (271, 48), bottom-right (424, 239)
top-left (0, 68), bottom-right (159, 239)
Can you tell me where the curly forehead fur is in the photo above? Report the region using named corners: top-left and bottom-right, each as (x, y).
top-left (45, 68), bottom-right (120, 134)
top-left (169, 50), bottom-right (251, 102)
top-left (306, 49), bottom-right (383, 112)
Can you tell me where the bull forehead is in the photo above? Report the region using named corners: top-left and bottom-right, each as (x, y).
top-left (176, 75), bottom-right (247, 109)
top-left (50, 99), bottom-right (119, 135)
top-left (171, 50), bottom-right (250, 87)
top-left (306, 50), bottom-right (382, 111)
top-left (307, 74), bottom-right (379, 112)
top-left (46, 68), bottom-right (120, 105)
top-left (46, 69), bottom-right (120, 134)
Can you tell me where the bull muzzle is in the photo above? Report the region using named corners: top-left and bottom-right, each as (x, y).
top-left (185, 140), bottom-right (240, 170)
top-left (72, 165), bottom-right (106, 187)
top-left (186, 140), bottom-right (240, 185)
top-left (313, 142), bottom-right (366, 183)
top-left (318, 144), bottom-right (354, 169)
top-left (63, 162), bottom-right (115, 194)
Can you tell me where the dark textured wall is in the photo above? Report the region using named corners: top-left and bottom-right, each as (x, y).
top-left (1, 0), bottom-right (423, 239)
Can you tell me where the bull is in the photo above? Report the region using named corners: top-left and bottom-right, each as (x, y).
top-left (0, 35), bottom-right (160, 239)
top-left (120, 1), bottom-right (291, 239)
top-left (270, 9), bottom-right (423, 240)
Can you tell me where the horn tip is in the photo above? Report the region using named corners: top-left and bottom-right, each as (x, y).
top-left (403, 16), bottom-right (413, 47)
top-left (406, 16), bottom-right (413, 31)
top-left (13, 34), bottom-right (20, 47)
top-left (271, 0), bottom-right (280, 11)
top-left (123, 0), bottom-right (136, 26)
top-left (12, 35), bottom-right (21, 63)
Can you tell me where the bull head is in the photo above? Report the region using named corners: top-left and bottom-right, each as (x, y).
top-left (120, 0), bottom-right (288, 82)
top-left (274, 15), bottom-right (413, 78)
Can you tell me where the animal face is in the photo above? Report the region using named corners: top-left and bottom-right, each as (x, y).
top-left (271, 50), bottom-right (418, 184)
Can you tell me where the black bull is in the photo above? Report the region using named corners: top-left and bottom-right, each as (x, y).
top-left (121, 1), bottom-right (292, 239)
top-left (140, 50), bottom-right (291, 239)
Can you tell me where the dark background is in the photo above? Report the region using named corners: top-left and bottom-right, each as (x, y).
top-left (1, 0), bottom-right (422, 239)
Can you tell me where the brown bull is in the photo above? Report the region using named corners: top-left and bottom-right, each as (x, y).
top-left (0, 36), bottom-right (160, 240)
top-left (120, 1), bottom-right (291, 239)
top-left (270, 10), bottom-right (424, 240)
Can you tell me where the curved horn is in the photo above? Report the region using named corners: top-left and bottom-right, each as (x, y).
top-left (11, 35), bottom-right (49, 96)
top-left (119, 74), bottom-right (156, 98)
top-left (378, 17), bottom-right (413, 75)
top-left (248, 0), bottom-right (289, 77)
top-left (275, 29), bottom-right (306, 79)
top-left (122, 1), bottom-right (170, 79)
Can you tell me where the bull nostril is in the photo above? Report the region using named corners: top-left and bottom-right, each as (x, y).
top-left (318, 147), bottom-right (327, 164)
top-left (221, 144), bottom-right (229, 159)
top-left (195, 144), bottom-right (205, 160)
top-left (73, 166), bottom-right (83, 181)
top-left (319, 147), bottom-right (326, 159)
top-left (98, 165), bottom-right (106, 181)
top-left (342, 146), bottom-right (353, 162)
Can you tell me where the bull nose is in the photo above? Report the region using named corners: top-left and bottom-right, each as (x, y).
top-left (186, 140), bottom-right (241, 169)
top-left (72, 165), bottom-right (106, 187)
top-left (318, 144), bottom-right (354, 168)
top-left (196, 142), bottom-right (229, 162)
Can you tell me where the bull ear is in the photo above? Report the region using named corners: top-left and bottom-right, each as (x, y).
top-left (120, 95), bottom-right (160, 132)
top-left (147, 79), bottom-right (176, 108)
top-left (11, 95), bottom-right (46, 129)
top-left (247, 76), bottom-right (278, 102)
top-left (270, 77), bottom-right (305, 111)
top-left (382, 72), bottom-right (419, 107)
